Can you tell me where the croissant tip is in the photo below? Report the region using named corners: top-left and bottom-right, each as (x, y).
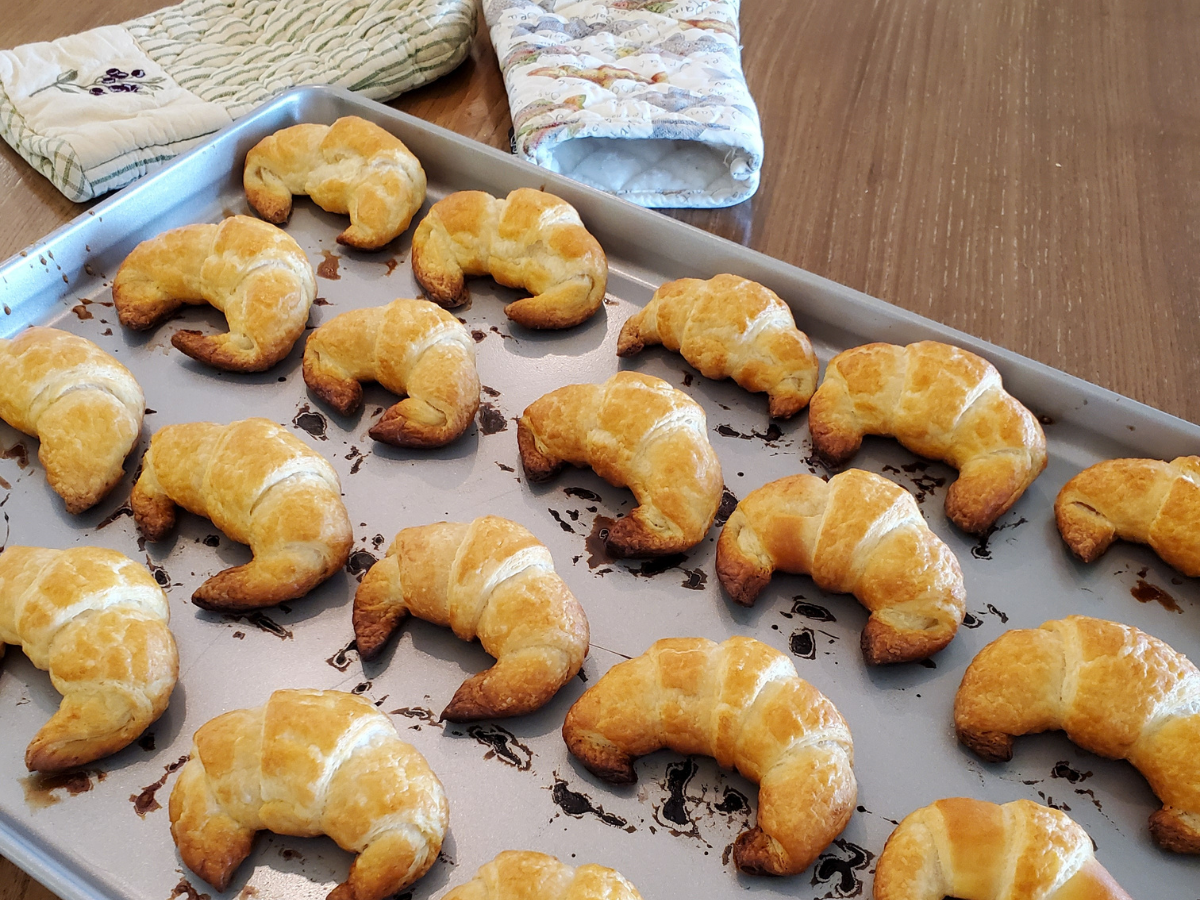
top-left (1149, 809), bottom-right (1200, 854)
top-left (956, 728), bottom-right (1014, 763)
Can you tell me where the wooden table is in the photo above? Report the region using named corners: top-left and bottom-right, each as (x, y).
top-left (1, 0), bottom-right (1198, 896)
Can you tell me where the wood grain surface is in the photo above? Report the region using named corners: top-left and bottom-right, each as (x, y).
top-left (1, 0), bottom-right (1199, 894)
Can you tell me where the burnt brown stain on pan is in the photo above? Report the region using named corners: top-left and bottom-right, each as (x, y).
top-left (656, 759), bottom-right (700, 834)
top-left (496, 461), bottom-right (515, 473)
top-left (962, 612), bottom-right (983, 629)
top-left (679, 567), bottom-right (708, 590)
top-left (789, 628), bottom-right (817, 659)
top-left (0, 475), bottom-right (10, 490)
top-left (202, 534), bottom-right (220, 547)
top-left (345, 446), bottom-right (367, 474)
top-left (96, 503), bottom-right (133, 529)
top-left (22, 770), bottom-right (107, 809)
top-left (714, 486), bottom-right (738, 527)
top-left (139, 733), bottom-right (156, 751)
top-left (548, 509), bottom-right (575, 533)
top-left (715, 423), bottom-right (784, 444)
top-left (809, 839), bottom-right (875, 899)
top-left (385, 258), bottom-right (400, 276)
top-left (481, 385), bottom-right (501, 398)
top-left (471, 329), bottom-right (486, 343)
top-left (779, 597), bottom-right (836, 622)
top-left (1051, 761), bottom-right (1093, 784)
top-left (130, 755), bottom-right (189, 818)
top-left (682, 372), bottom-right (694, 387)
top-left (326, 639), bottom-right (359, 672)
top-left (317, 250), bottom-right (341, 279)
top-left (292, 404), bottom-right (328, 440)
top-left (882, 461), bottom-right (947, 505)
top-left (371, 533), bottom-right (386, 549)
top-left (390, 707), bottom-right (444, 730)
top-left (550, 774), bottom-right (634, 831)
top-left (312, 297), bottom-right (330, 306)
top-left (1132, 579), bottom-right (1182, 613)
top-left (462, 724), bottom-right (533, 770)
top-left (564, 487), bottom-right (602, 502)
top-left (221, 611), bottom-right (293, 640)
top-left (346, 549), bottom-right (378, 582)
top-left (2, 443), bottom-right (29, 468)
top-left (168, 877), bottom-right (211, 900)
top-left (144, 556), bottom-right (170, 588)
top-left (586, 516), bottom-right (617, 569)
top-left (970, 517), bottom-right (1028, 560)
top-left (477, 403), bottom-right (508, 435)
top-left (71, 300), bottom-right (94, 320)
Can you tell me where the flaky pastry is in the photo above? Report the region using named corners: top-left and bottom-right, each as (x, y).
top-left (0, 326), bottom-right (144, 513)
top-left (0, 546), bottom-right (177, 772)
top-left (442, 851), bottom-right (643, 900)
top-left (563, 636), bottom-right (856, 876)
top-left (411, 188), bottom-right (607, 329)
top-left (132, 417), bottom-right (352, 609)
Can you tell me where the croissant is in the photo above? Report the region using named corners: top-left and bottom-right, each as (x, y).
top-left (954, 615), bottom-right (1200, 853)
top-left (169, 689), bottom-right (448, 898)
top-left (411, 188), bottom-right (608, 329)
top-left (0, 326), bottom-right (144, 513)
top-left (617, 274), bottom-right (819, 418)
top-left (808, 341), bottom-right (1047, 533)
top-left (563, 635), bottom-right (856, 876)
top-left (302, 298), bottom-right (480, 448)
top-left (243, 116), bottom-right (427, 250)
top-left (1055, 456), bottom-right (1200, 576)
top-left (717, 470), bottom-right (966, 664)
top-left (873, 797), bottom-right (1132, 900)
top-left (0, 546), bottom-right (178, 772)
top-left (112, 215), bottom-right (316, 372)
top-left (131, 417), bottom-right (352, 610)
top-left (354, 516), bottom-right (589, 721)
top-left (517, 371), bottom-right (723, 557)
top-left (442, 851), bottom-right (643, 900)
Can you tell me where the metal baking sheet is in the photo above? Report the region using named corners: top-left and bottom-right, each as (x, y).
top-left (1, 86), bottom-right (1196, 900)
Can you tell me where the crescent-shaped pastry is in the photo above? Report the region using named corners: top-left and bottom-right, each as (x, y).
top-left (169, 689), bottom-right (448, 899)
top-left (808, 341), bottom-right (1047, 533)
top-left (1055, 456), bottom-right (1200, 576)
top-left (716, 470), bottom-right (966, 664)
top-left (302, 298), bottom-right (480, 448)
top-left (874, 798), bottom-right (1132, 900)
top-left (563, 636), bottom-right (856, 876)
top-left (353, 515), bottom-right (589, 721)
top-left (517, 371), bottom-right (723, 557)
top-left (954, 615), bottom-right (1200, 853)
top-left (131, 417), bottom-right (352, 610)
top-left (442, 851), bottom-right (643, 900)
top-left (0, 326), bottom-right (144, 513)
top-left (617, 274), bottom-right (819, 418)
top-left (0, 546), bottom-right (178, 772)
top-left (411, 188), bottom-right (608, 329)
top-left (112, 215), bottom-right (316, 372)
top-left (244, 116), bottom-right (427, 250)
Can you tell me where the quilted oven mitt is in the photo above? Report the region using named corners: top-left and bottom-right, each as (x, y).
top-left (0, 0), bottom-right (476, 203)
top-left (484, 0), bottom-right (763, 208)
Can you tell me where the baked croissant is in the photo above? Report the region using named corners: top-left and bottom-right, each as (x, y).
top-left (617, 274), bottom-right (819, 418)
top-left (112, 215), bottom-right (316, 372)
top-left (1055, 456), bottom-right (1200, 576)
top-left (411, 188), bottom-right (608, 329)
top-left (0, 326), bottom-right (144, 513)
top-left (716, 470), bottom-right (966, 664)
top-left (808, 341), bottom-right (1047, 533)
top-left (0, 546), bottom-right (178, 772)
top-left (353, 516), bottom-right (589, 721)
top-left (517, 371), bottom-right (723, 557)
top-left (131, 417), bottom-right (352, 609)
top-left (563, 635), bottom-right (856, 876)
top-left (442, 851), bottom-right (643, 900)
top-left (244, 116), bottom-right (427, 250)
top-left (873, 798), bottom-right (1132, 900)
top-left (302, 298), bottom-right (480, 448)
top-left (954, 615), bottom-right (1200, 853)
top-left (169, 689), bottom-right (448, 898)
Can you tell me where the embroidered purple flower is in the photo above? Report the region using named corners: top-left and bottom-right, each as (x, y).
top-left (31, 66), bottom-right (166, 97)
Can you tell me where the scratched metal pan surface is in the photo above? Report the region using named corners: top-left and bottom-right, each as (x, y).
top-left (1, 86), bottom-right (1197, 900)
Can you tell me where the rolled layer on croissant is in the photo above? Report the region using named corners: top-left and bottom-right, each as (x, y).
top-left (808, 341), bottom-right (1047, 533)
top-left (411, 188), bottom-right (608, 329)
top-left (517, 371), bottom-right (723, 557)
top-left (131, 417), bottom-right (352, 609)
top-left (353, 515), bottom-right (589, 721)
top-left (169, 689), bottom-right (448, 899)
top-left (442, 851), bottom-right (643, 900)
top-left (874, 797), bottom-right (1132, 900)
top-left (303, 298), bottom-right (480, 448)
top-left (0, 546), bottom-right (178, 772)
top-left (563, 636), bottom-right (856, 876)
top-left (954, 615), bottom-right (1200, 853)
top-left (244, 116), bottom-right (427, 250)
top-left (0, 326), bottom-right (144, 513)
top-left (617, 274), bottom-right (819, 418)
top-left (112, 215), bottom-right (316, 372)
top-left (1055, 456), bottom-right (1200, 576)
top-left (717, 470), bottom-right (966, 664)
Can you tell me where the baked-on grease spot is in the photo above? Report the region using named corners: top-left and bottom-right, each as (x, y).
top-left (1035, 790), bottom-right (1070, 811)
top-left (96, 503), bottom-right (133, 529)
top-left (586, 515), bottom-right (616, 568)
top-left (1051, 761), bottom-right (1092, 784)
top-left (371, 533), bottom-right (386, 549)
top-left (326, 639), bottom-right (359, 672)
top-left (1038, 414), bottom-right (1055, 425)
top-left (346, 549), bottom-right (378, 581)
top-left (317, 250), bottom-right (341, 280)
top-left (713, 486), bottom-right (739, 527)
top-left (970, 517), bottom-right (1028, 560)
top-left (962, 612), bottom-right (982, 629)
top-left (481, 384), bottom-right (501, 398)
top-left (477, 403), bottom-right (508, 435)
top-left (145, 556), bottom-right (170, 588)
top-left (278, 847), bottom-right (304, 862)
top-left (489, 325), bottom-right (513, 340)
top-left (232, 631), bottom-right (245, 640)
top-left (715, 423), bottom-right (783, 443)
top-left (131, 755), bottom-right (189, 817)
top-left (351, 680), bottom-right (372, 695)
top-left (466, 723), bottom-right (532, 770)
top-left (680, 567), bottom-right (707, 590)
top-left (168, 877), bottom-right (211, 900)
top-left (345, 446), bottom-right (367, 475)
top-left (789, 628), bottom-right (816, 659)
top-left (221, 612), bottom-right (293, 640)
top-left (389, 707), bottom-right (443, 730)
top-left (385, 258), bottom-right (400, 276)
top-left (632, 554), bottom-right (687, 577)
top-left (1132, 579), bottom-right (1182, 613)
top-left (292, 404), bottom-right (328, 440)
top-left (550, 774), bottom-right (632, 830)
top-left (496, 462), bottom-right (515, 473)
top-left (312, 297), bottom-right (330, 306)
top-left (2, 443), bottom-right (29, 468)
top-left (781, 597), bottom-right (836, 622)
top-left (71, 301), bottom-right (93, 320)
top-left (809, 839), bottom-right (875, 899)
top-left (657, 759), bottom-right (699, 832)
top-left (548, 509), bottom-right (576, 534)
top-left (471, 329), bottom-right (486, 343)
top-left (202, 534), bottom-right (220, 548)
top-left (564, 486), bottom-right (603, 502)
top-left (22, 770), bottom-right (107, 809)
top-left (882, 461), bottom-right (947, 504)
top-left (139, 733), bottom-right (156, 752)
top-left (682, 371), bottom-right (694, 387)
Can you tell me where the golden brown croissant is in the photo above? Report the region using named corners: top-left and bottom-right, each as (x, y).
top-left (0, 326), bottom-right (144, 513)
top-left (1055, 456), bottom-right (1200, 576)
top-left (112, 215), bottom-right (316, 372)
top-left (563, 636), bottom-right (856, 876)
top-left (302, 298), bottom-right (480, 448)
top-left (954, 615), bottom-right (1200, 853)
top-left (442, 851), bottom-right (643, 900)
top-left (353, 516), bottom-right (589, 721)
top-left (518, 372), bottom-right (722, 557)
top-left (131, 417), bottom-right (352, 610)
top-left (169, 689), bottom-right (448, 898)
top-left (808, 341), bottom-right (1047, 533)
top-left (873, 797), bottom-right (1132, 900)
top-left (617, 274), bottom-right (819, 418)
top-left (0, 546), bottom-right (178, 772)
top-left (717, 470), bottom-right (966, 664)
top-left (243, 116), bottom-right (427, 250)
top-left (411, 188), bottom-right (608, 329)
